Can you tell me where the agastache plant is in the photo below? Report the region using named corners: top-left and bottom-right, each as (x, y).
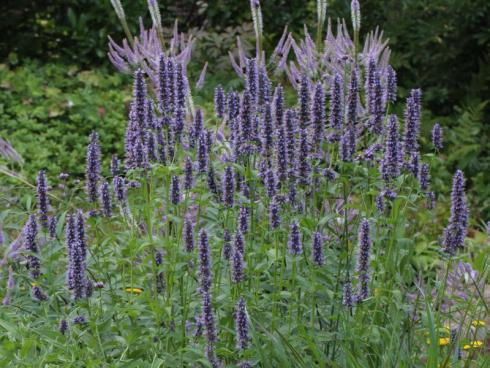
top-left (235, 296), bottom-right (250, 350)
top-left (442, 170), bottom-right (468, 255)
top-left (432, 123), bottom-right (443, 150)
top-left (36, 170), bottom-right (50, 229)
top-left (4, 2), bottom-right (485, 366)
top-left (288, 221), bottom-right (303, 255)
top-left (86, 131), bottom-right (101, 202)
top-left (24, 215), bottom-right (40, 279)
top-left (356, 219), bottom-right (372, 301)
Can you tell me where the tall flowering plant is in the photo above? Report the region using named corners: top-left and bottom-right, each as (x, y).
top-left (0, 1), bottom-right (487, 367)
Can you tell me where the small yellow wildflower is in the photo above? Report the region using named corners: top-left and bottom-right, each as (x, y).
top-left (463, 341), bottom-right (483, 350)
top-left (471, 320), bottom-right (485, 328)
top-left (426, 337), bottom-right (450, 346)
top-left (124, 287), bottom-right (143, 294)
top-left (438, 337), bottom-right (450, 346)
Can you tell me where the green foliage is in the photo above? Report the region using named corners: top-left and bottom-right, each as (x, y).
top-left (446, 100), bottom-right (490, 219)
top-left (356, 0), bottom-right (490, 115)
top-left (0, 62), bottom-right (131, 181)
top-left (0, 0), bottom-right (148, 66)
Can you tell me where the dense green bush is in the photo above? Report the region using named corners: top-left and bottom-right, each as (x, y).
top-left (0, 62), bottom-right (130, 180)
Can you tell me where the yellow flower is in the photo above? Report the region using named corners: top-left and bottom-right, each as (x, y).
top-left (425, 337), bottom-right (450, 346)
top-left (438, 338), bottom-right (450, 346)
top-left (124, 287), bottom-right (143, 295)
top-left (31, 282), bottom-right (38, 287)
top-left (471, 320), bottom-right (485, 328)
top-left (463, 341), bottom-right (483, 350)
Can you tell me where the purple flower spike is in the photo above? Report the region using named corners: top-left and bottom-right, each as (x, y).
top-left (345, 69), bottom-right (359, 154)
top-left (442, 170), bottom-right (468, 255)
top-left (223, 166), bottom-right (235, 208)
top-left (170, 175), bottom-right (180, 205)
top-left (165, 58), bottom-right (175, 115)
top-left (133, 69), bottom-right (147, 128)
top-left (299, 73), bottom-right (310, 128)
top-left (65, 215), bottom-right (76, 289)
top-left (48, 216), bottom-right (57, 238)
top-left (369, 71), bottom-right (384, 135)
top-left (36, 170), bottom-right (50, 228)
top-left (276, 126), bottom-right (288, 183)
top-left (234, 231), bottom-right (245, 255)
top-left (167, 130), bottom-right (175, 162)
top-left (235, 296), bottom-right (249, 350)
top-left (356, 219), bottom-right (371, 301)
top-left (24, 215), bottom-right (40, 279)
top-left (113, 176), bottom-right (127, 205)
top-left (265, 167), bottom-right (276, 198)
top-left (385, 65), bottom-right (397, 103)
top-left (175, 63), bottom-right (187, 110)
top-left (246, 58), bottom-right (258, 104)
top-left (207, 165), bottom-right (220, 199)
top-left (239, 91), bottom-right (253, 151)
top-left (288, 221), bottom-right (303, 255)
top-left (97, 181), bottom-right (111, 217)
top-left (86, 131), bottom-right (101, 203)
top-left (376, 194), bottom-right (385, 213)
top-left (110, 154), bottom-right (120, 177)
top-left (214, 85), bottom-right (225, 119)
top-left (366, 57), bottom-right (377, 114)
top-left (419, 163), bottom-right (430, 191)
top-left (157, 55), bottom-right (169, 114)
top-left (183, 216), bottom-right (194, 253)
top-left (223, 230), bottom-right (232, 260)
top-left (274, 85), bottom-right (284, 128)
top-left (409, 151), bottom-right (420, 179)
top-left (67, 213), bottom-right (88, 300)
top-left (403, 89), bottom-right (422, 157)
top-left (59, 319), bottom-right (68, 335)
top-left (380, 115), bottom-right (401, 182)
top-left (227, 91), bottom-right (240, 121)
top-left (198, 133), bottom-right (208, 173)
top-left (156, 128), bottom-right (167, 164)
top-left (198, 229), bottom-right (212, 293)
top-left (201, 291), bottom-right (218, 346)
top-left (261, 102), bottom-right (274, 157)
top-left (312, 232), bottom-right (324, 266)
top-left (258, 66), bottom-right (271, 106)
top-left (75, 211), bottom-right (86, 262)
top-left (329, 73), bottom-right (343, 130)
top-left (184, 157), bottom-right (194, 191)
top-left (32, 285), bottom-right (48, 301)
top-left (312, 81), bottom-right (326, 142)
top-left (285, 109), bottom-right (297, 174)
top-left (192, 109), bottom-right (204, 146)
top-left (173, 107), bottom-right (185, 143)
top-left (340, 133), bottom-right (353, 162)
top-left (269, 198), bottom-right (281, 229)
top-left (343, 277), bottom-right (353, 309)
top-left (231, 243), bottom-right (245, 284)
top-left (238, 206), bottom-right (249, 234)
top-left (432, 123), bottom-right (443, 150)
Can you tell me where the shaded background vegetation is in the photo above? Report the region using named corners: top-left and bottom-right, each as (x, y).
top-left (0, 0), bottom-right (489, 219)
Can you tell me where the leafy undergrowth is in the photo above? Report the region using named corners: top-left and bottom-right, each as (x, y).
top-left (0, 62), bottom-right (131, 181)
